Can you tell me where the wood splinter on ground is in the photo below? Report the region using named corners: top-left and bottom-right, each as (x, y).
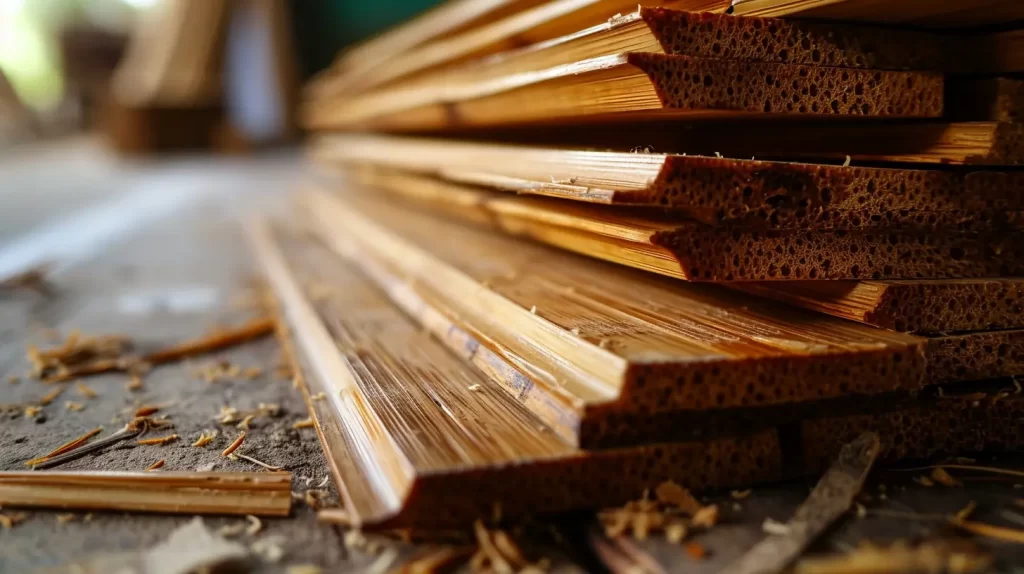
top-left (33, 316), bottom-right (276, 383)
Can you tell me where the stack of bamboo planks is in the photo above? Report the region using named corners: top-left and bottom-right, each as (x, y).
top-left (255, 0), bottom-right (1024, 529)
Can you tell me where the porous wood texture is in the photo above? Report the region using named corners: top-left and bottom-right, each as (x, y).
top-left (311, 0), bottom-right (732, 99)
top-left (800, 387), bottom-right (1024, 471)
top-left (335, 169), bottom-right (1024, 281)
top-left (928, 331), bottom-right (1024, 384)
top-left (304, 52), bottom-right (943, 130)
top-left (249, 219), bottom-right (785, 527)
top-left (946, 77), bottom-right (1024, 122)
top-left (315, 136), bottom-right (1024, 230)
top-left (641, 9), bottom-right (942, 70)
top-left (734, 279), bottom-right (1024, 334)
top-left (299, 188), bottom-right (927, 439)
top-left (731, 0), bottom-right (1024, 29)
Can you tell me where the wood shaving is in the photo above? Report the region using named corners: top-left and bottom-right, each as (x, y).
top-left (75, 381), bottom-right (97, 398)
top-left (23, 405), bottom-right (41, 418)
top-left (955, 501), bottom-right (977, 522)
top-left (65, 401), bottom-right (84, 412)
top-left (243, 367), bottom-right (263, 380)
top-left (39, 384), bottom-right (67, 405)
top-left (914, 476), bottom-right (935, 487)
top-left (343, 529), bottom-right (367, 549)
top-left (27, 330), bottom-right (131, 380)
top-left (125, 374), bottom-right (143, 391)
top-left (470, 520), bottom-right (546, 573)
top-left (931, 467), bottom-right (962, 487)
top-left (245, 514), bottom-right (263, 536)
top-left (192, 430), bottom-right (217, 447)
top-left (56, 513), bottom-right (76, 524)
top-left (134, 405), bottom-right (160, 417)
top-left (258, 402), bottom-right (280, 417)
top-left (24, 427), bottom-right (103, 466)
top-left (692, 504), bottom-right (719, 528)
top-left (222, 432), bottom-right (246, 456)
top-left (731, 489), bottom-right (753, 500)
top-left (665, 521), bottom-right (688, 544)
top-left (251, 536), bottom-right (285, 563)
top-left (303, 489), bottom-right (328, 510)
top-left (232, 453), bottom-right (284, 471)
top-left (0, 512), bottom-right (28, 529)
top-left (467, 384), bottom-right (482, 392)
top-left (217, 406), bottom-right (241, 424)
top-left (952, 519), bottom-right (1024, 543)
top-left (237, 414), bottom-right (256, 429)
top-left (146, 459), bottom-right (165, 471)
top-left (217, 522), bottom-right (248, 538)
top-left (292, 418), bottom-right (314, 429)
top-left (762, 517), bottom-right (790, 535)
top-left (311, 392), bottom-right (326, 401)
top-left (286, 564), bottom-right (323, 574)
top-left (654, 481), bottom-right (702, 515)
top-left (137, 434), bottom-right (179, 446)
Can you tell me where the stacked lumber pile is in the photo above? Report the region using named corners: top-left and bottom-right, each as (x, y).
top-left (256, 0), bottom-right (1024, 529)
top-left (105, 0), bottom-right (297, 154)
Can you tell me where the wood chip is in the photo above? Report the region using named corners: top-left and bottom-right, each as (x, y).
top-left (192, 430), bottom-right (217, 447)
top-left (0, 512), bottom-right (28, 529)
top-left (731, 489), bottom-right (753, 500)
top-left (56, 513), bottom-right (76, 524)
top-left (65, 401), bottom-right (85, 412)
top-left (692, 505), bottom-right (719, 529)
top-left (665, 521), bottom-right (688, 544)
top-left (721, 432), bottom-right (880, 574)
top-left (655, 481), bottom-right (702, 515)
top-left (146, 459), bottom-right (165, 471)
top-left (75, 381), bottom-right (97, 399)
top-left (222, 432), bottom-right (246, 457)
top-left (135, 405), bottom-right (160, 417)
top-left (292, 418), bottom-right (314, 429)
top-left (931, 467), bottom-right (962, 487)
top-left (467, 384), bottom-right (482, 392)
top-left (125, 374), bottom-right (143, 391)
top-left (237, 414), bottom-right (255, 430)
top-left (685, 542), bottom-right (707, 560)
top-left (39, 384), bottom-right (67, 405)
top-left (137, 434), bottom-right (179, 446)
top-left (245, 514), bottom-right (263, 536)
top-left (952, 519), bottom-right (1024, 543)
top-left (243, 367), bottom-right (263, 380)
top-left (23, 405), bottom-right (40, 418)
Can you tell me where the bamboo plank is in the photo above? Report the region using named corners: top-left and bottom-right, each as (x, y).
top-left (0, 472), bottom-right (292, 516)
top-left (319, 139), bottom-right (1024, 231)
top-left (313, 0), bottom-right (731, 99)
top-left (311, 0), bottom-right (548, 98)
top-left (248, 218), bottom-right (786, 527)
top-left (330, 169), bottom-right (1024, 281)
top-left (731, 0), bottom-right (1024, 28)
top-left (928, 331), bottom-right (1024, 385)
top-left (304, 50), bottom-right (942, 130)
top-left (298, 187), bottom-right (926, 432)
top-left (733, 279), bottom-right (1024, 334)
top-left (311, 8), bottom-right (945, 131)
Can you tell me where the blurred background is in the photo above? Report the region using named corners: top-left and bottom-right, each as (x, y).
top-left (0, 0), bottom-right (439, 152)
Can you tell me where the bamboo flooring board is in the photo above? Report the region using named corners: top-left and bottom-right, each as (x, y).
top-left (801, 385), bottom-right (1024, 471)
top-left (325, 148), bottom-right (1024, 236)
top-left (730, 0), bottom-right (1024, 28)
top-left (332, 169), bottom-right (1024, 281)
top-left (733, 279), bottom-right (1024, 334)
top-left (314, 8), bottom-right (945, 131)
top-left (298, 187), bottom-right (928, 432)
top-left (311, 0), bottom-right (549, 98)
top-left (320, 139), bottom-right (1024, 231)
top-left (247, 218), bottom-right (786, 528)
top-left (928, 331), bottom-right (1024, 385)
top-left (304, 51), bottom-right (943, 130)
top-left (313, 0), bottom-right (731, 99)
